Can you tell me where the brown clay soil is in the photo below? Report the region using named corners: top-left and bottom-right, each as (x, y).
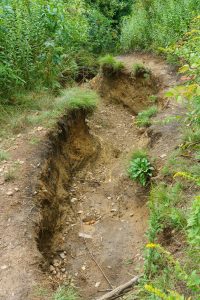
top-left (0, 54), bottom-right (183, 300)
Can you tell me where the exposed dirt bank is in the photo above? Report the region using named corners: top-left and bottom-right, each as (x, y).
top-left (0, 54), bottom-right (182, 300)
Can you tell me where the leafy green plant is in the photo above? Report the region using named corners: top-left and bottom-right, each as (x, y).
top-left (136, 106), bottom-right (158, 127)
top-left (128, 152), bottom-right (154, 186)
top-left (52, 286), bottom-right (79, 300)
top-left (99, 54), bottom-right (125, 76)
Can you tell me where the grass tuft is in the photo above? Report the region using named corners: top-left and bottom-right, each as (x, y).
top-left (131, 63), bottom-right (151, 78)
top-left (53, 286), bottom-right (79, 300)
top-left (0, 150), bottom-right (10, 161)
top-left (99, 54), bottom-right (125, 76)
top-left (62, 88), bottom-right (99, 111)
top-left (136, 106), bottom-right (158, 127)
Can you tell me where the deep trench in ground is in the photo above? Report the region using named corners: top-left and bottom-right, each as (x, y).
top-left (35, 68), bottom-right (161, 299)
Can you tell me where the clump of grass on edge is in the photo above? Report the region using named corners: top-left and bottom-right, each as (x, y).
top-left (128, 150), bottom-right (154, 186)
top-left (0, 150), bottom-right (10, 161)
top-left (131, 63), bottom-right (151, 78)
top-left (62, 88), bottom-right (99, 112)
top-left (53, 286), bottom-right (79, 300)
top-left (99, 54), bottom-right (125, 76)
top-left (136, 106), bottom-right (158, 127)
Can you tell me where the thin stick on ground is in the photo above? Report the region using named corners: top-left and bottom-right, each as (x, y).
top-left (95, 276), bottom-right (141, 300)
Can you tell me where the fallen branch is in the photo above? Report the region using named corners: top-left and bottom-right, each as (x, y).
top-left (95, 276), bottom-right (141, 300)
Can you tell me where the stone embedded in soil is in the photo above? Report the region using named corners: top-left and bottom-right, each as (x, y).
top-left (79, 232), bottom-right (92, 239)
top-left (49, 265), bottom-right (55, 272)
top-left (6, 191), bottom-right (14, 196)
top-left (59, 252), bottom-right (66, 259)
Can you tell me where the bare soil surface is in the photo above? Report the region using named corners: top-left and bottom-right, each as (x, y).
top-left (0, 54), bottom-right (183, 300)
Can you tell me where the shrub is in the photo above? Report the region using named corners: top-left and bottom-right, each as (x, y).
top-left (128, 152), bottom-right (154, 186)
top-left (136, 106), bottom-right (158, 127)
top-left (99, 54), bottom-right (125, 76)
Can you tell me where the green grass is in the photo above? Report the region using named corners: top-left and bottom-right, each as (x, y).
top-left (131, 63), bottom-right (151, 78)
top-left (99, 54), bottom-right (125, 76)
top-left (0, 88), bottom-right (99, 138)
top-left (52, 287), bottom-right (79, 300)
top-left (4, 168), bottom-right (16, 182)
top-left (148, 183), bottom-right (186, 239)
top-left (136, 106), bottom-right (158, 127)
top-left (63, 88), bottom-right (99, 111)
top-left (0, 150), bottom-right (10, 161)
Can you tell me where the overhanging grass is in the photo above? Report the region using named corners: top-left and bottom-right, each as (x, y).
top-left (99, 54), bottom-right (125, 76)
top-left (0, 87), bottom-right (99, 138)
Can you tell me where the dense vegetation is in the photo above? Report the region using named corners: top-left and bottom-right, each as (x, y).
top-left (123, 6), bottom-right (200, 299)
top-left (0, 0), bottom-right (131, 102)
top-left (121, 0), bottom-right (200, 51)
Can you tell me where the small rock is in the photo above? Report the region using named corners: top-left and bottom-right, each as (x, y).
top-left (6, 191), bottom-right (14, 196)
top-left (110, 208), bottom-right (117, 212)
top-left (78, 210), bottom-right (83, 214)
top-left (14, 187), bottom-right (20, 192)
top-left (61, 268), bottom-right (66, 273)
top-left (81, 265), bottom-right (86, 271)
top-left (50, 265), bottom-right (55, 272)
top-left (59, 252), bottom-right (66, 259)
top-left (160, 154), bottom-right (167, 159)
top-left (71, 198), bottom-right (77, 203)
top-left (1, 265), bottom-right (8, 270)
top-left (79, 232), bottom-right (92, 239)
top-left (130, 213), bottom-right (134, 217)
top-left (95, 282), bottom-right (101, 288)
top-left (53, 259), bottom-right (60, 267)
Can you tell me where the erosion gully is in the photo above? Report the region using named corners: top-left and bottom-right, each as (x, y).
top-left (35, 58), bottom-right (163, 300)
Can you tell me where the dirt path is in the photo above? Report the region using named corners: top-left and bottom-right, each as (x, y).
top-left (0, 54), bottom-right (182, 300)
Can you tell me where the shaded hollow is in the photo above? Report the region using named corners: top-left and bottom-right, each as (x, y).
top-left (36, 109), bottom-right (100, 261)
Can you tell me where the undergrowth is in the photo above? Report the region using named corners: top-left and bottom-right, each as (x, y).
top-left (125, 13), bottom-right (200, 300)
top-left (121, 0), bottom-right (200, 51)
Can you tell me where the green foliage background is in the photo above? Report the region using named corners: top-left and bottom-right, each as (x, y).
top-left (121, 0), bottom-right (200, 51)
top-left (0, 0), bottom-right (131, 101)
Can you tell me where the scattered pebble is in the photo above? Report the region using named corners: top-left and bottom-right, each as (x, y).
top-left (79, 232), bottom-right (92, 239)
top-left (95, 282), bottom-right (101, 288)
top-left (59, 252), bottom-right (66, 259)
top-left (6, 191), bottom-right (14, 196)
